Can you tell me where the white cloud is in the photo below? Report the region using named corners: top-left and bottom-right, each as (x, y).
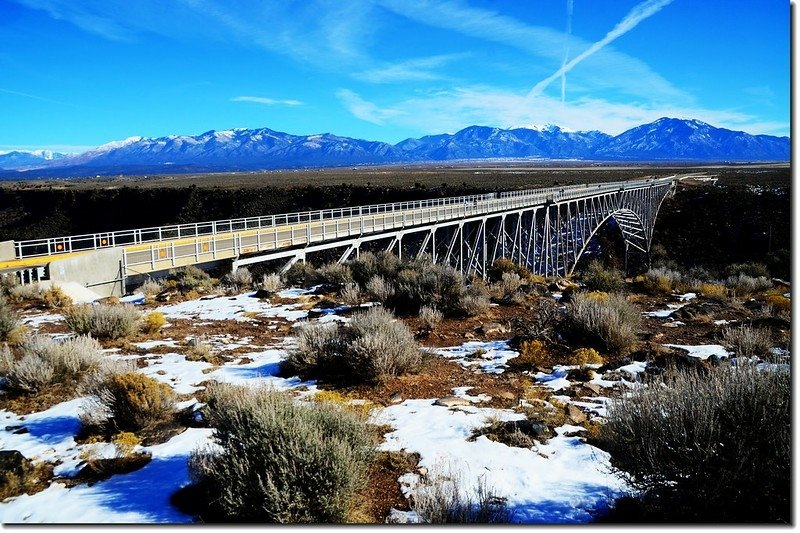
top-left (354, 53), bottom-right (467, 84)
top-left (338, 86), bottom-right (789, 138)
top-left (336, 89), bottom-right (404, 125)
top-left (231, 96), bottom-right (304, 106)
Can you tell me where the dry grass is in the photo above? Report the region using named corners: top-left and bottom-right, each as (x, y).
top-left (84, 371), bottom-right (177, 432)
top-left (699, 283), bottom-right (727, 300)
top-left (41, 286), bottom-right (73, 309)
top-left (570, 347), bottom-right (604, 366)
top-left (140, 312), bottom-right (166, 334)
top-left (721, 324), bottom-right (773, 357)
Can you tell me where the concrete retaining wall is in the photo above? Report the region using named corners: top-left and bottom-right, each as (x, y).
top-left (48, 248), bottom-right (125, 297)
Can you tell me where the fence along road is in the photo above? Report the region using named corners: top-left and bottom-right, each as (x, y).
top-left (0, 176), bottom-right (677, 293)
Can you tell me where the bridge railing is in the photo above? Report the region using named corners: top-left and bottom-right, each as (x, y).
top-left (13, 176), bottom-right (673, 260)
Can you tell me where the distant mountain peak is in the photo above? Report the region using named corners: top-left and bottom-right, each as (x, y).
top-left (0, 118), bottom-right (788, 176)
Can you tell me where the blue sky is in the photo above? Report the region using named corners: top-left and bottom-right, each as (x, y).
top-left (0, 0), bottom-right (790, 152)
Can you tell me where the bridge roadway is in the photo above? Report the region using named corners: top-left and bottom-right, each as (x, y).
top-left (0, 175), bottom-right (677, 290)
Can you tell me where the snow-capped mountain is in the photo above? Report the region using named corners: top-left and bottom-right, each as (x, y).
top-left (1, 118), bottom-right (789, 177)
top-left (0, 150), bottom-right (69, 170)
top-left (593, 118), bottom-right (789, 161)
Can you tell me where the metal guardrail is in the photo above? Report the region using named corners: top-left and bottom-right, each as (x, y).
top-left (13, 176), bottom-right (674, 261)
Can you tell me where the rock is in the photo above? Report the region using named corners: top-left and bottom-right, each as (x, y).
top-left (498, 391), bottom-right (516, 401)
top-left (306, 309), bottom-right (328, 319)
top-left (416, 467), bottom-right (428, 477)
top-left (0, 450), bottom-right (31, 488)
top-left (389, 392), bottom-right (403, 404)
top-left (584, 383), bottom-right (602, 395)
top-left (476, 322), bottom-right (508, 336)
top-left (566, 404), bottom-right (587, 424)
top-left (434, 396), bottom-right (472, 408)
top-left (463, 332), bottom-right (476, 340)
top-left (4, 426), bottom-right (29, 435)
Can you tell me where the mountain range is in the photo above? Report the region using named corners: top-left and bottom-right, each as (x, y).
top-left (0, 118), bottom-right (789, 178)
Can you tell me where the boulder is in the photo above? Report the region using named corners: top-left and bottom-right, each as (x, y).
top-left (476, 322), bottom-right (508, 336)
top-left (434, 396), bottom-right (472, 408)
top-left (566, 404), bottom-right (587, 424)
top-left (0, 450), bottom-right (31, 490)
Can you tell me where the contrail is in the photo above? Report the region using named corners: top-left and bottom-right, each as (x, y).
top-left (529, 0), bottom-right (674, 99)
top-left (560, 0), bottom-right (573, 103)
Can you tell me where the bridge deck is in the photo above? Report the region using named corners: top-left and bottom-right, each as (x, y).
top-left (1, 176), bottom-right (675, 277)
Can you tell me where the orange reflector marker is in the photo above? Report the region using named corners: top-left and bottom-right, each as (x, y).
top-left (101, 239), bottom-right (108, 245)
top-left (159, 250), bottom-right (166, 258)
top-left (56, 244), bottom-right (64, 251)
top-left (202, 243), bottom-right (209, 252)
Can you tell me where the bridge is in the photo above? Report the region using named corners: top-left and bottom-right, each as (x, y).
top-left (0, 175), bottom-right (677, 297)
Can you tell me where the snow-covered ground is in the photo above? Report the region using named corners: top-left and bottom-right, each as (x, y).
top-left (0, 287), bottom-right (632, 524)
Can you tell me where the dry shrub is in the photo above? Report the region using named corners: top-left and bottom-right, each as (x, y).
top-left (185, 340), bottom-right (216, 363)
top-left (0, 297), bottom-right (18, 342)
top-left (260, 273), bottom-right (283, 294)
top-left (724, 273), bottom-right (772, 296)
top-left (764, 293), bottom-right (790, 313)
top-left (348, 251), bottom-right (400, 286)
top-left (699, 283), bottom-right (727, 300)
top-left (189, 383), bottom-right (374, 523)
top-left (41, 286), bottom-right (73, 309)
top-left (570, 347), bottom-right (604, 366)
top-left (318, 263), bottom-right (353, 287)
top-left (418, 305), bottom-right (443, 331)
top-left (509, 339), bottom-right (551, 369)
top-left (284, 307), bottom-right (422, 384)
top-left (581, 260), bottom-right (625, 293)
top-left (282, 261), bottom-right (317, 288)
top-left (724, 262), bottom-right (770, 279)
top-left (364, 276), bottom-right (394, 303)
top-left (491, 272), bottom-right (524, 300)
top-left (487, 258), bottom-right (531, 283)
top-left (222, 268), bottom-right (253, 293)
top-left (722, 324), bottom-right (773, 357)
top-left (8, 283), bottom-right (42, 303)
top-left (140, 312), bottom-right (166, 334)
top-left (64, 304), bottom-right (142, 340)
top-left (88, 372), bottom-right (176, 432)
top-left (339, 282), bottom-right (361, 306)
top-left (137, 279), bottom-right (163, 300)
top-left (3, 335), bottom-right (105, 392)
top-left (311, 389), bottom-right (376, 418)
top-left (411, 463), bottom-right (508, 524)
top-left (171, 265), bottom-right (214, 292)
top-left (599, 365), bottom-right (790, 522)
top-left (565, 292), bottom-right (640, 354)
top-left (642, 267), bottom-right (682, 295)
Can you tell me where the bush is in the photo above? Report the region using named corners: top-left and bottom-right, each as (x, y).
top-left (724, 273), bottom-right (772, 295)
top-left (364, 276), bottom-right (394, 303)
top-left (487, 258), bottom-right (530, 283)
top-left (339, 283), bottom-right (361, 306)
top-left (565, 292), bottom-right (640, 354)
top-left (508, 339), bottom-right (550, 369)
top-left (418, 305), bottom-right (443, 330)
top-left (260, 273), bottom-right (283, 294)
top-left (189, 383), bottom-right (374, 523)
top-left (171, 265), bottom-right (214, 292)
top-left (642, 267), bottom-right (682, 295)
top-left (282, 261), bottom-right (317, 288)
top-left (318, 263), bottom-right (353, 287)
top-left (41, 286), bottom-right (73, 309)
top-left (599, 365), bottom-right (790, 522)
top-left (491, 272), bottom-right (524, 300)
top-left (698, 282), bottom-right (727, 300)
top-left (3, 335), bottom-right (105, 392)
top-left (722, 324), bottom-right (773, 357)
top-left (457, 294), bottom-right (490, 317)
top-left (222, 268), bottom-right (253, 293)
top-left (137, 279), bottom-right (163, 299)
top-left (581, 260), bottom-right (625, 293)
top-left (724, 262), bottom-right (770, 279)
top-left (348, 251), bottom-right (400, 286)
top-left (64, 304), bottom-right (142, 340)
top-left (392, 260), bottom-right (467, 315)
top-left (0, 297), bottom-right (18, 342)
top-left (88, 371), bottom-right (176, 432)
top-left (284, 307), bottom-right (422, 384)
top-left (8, 283), bottom-right (42, 303)
top-left (141, 312), bottom-right (166, 334)
top-left (570, 347), bottom-right (604, 366)
top-left (411, 464), bottom-right (508, 524)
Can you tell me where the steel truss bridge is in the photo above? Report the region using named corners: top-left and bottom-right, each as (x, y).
top-left (0, 176), bottom-right (677, 295)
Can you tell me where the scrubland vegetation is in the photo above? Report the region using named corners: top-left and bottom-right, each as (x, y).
top-left (0, 173), bottom-right (791, 524)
